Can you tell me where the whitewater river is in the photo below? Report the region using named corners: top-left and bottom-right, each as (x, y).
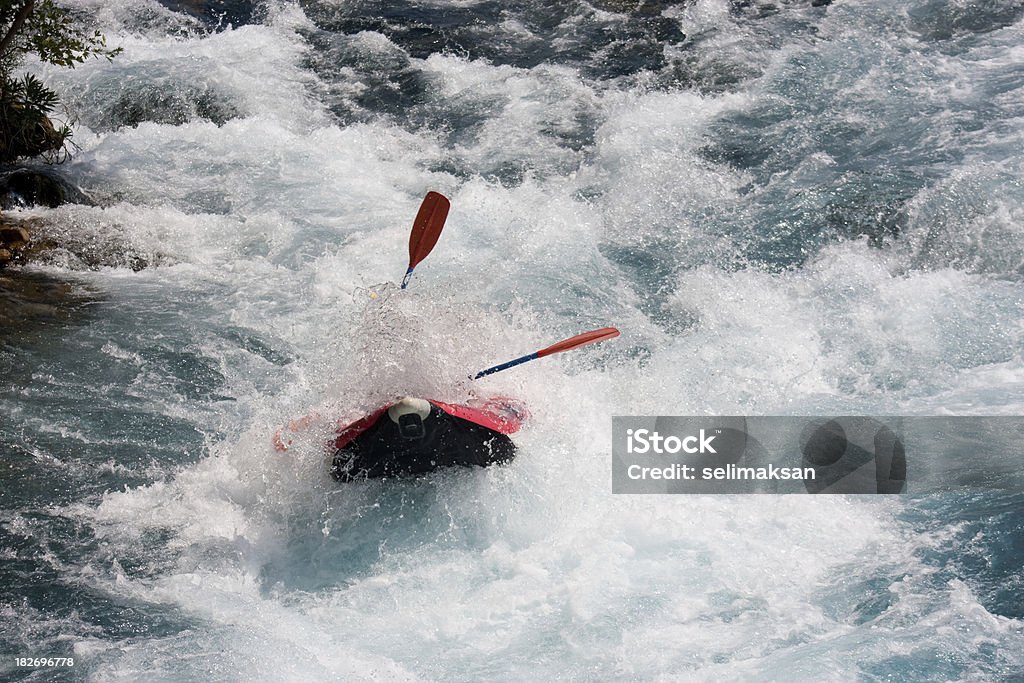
top-left (2, 0), bottom-right (1023, 680)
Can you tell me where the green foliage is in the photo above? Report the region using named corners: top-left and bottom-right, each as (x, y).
top-left (0, 0), bottom-right (121, 164)
top-left (21, 1), bottom-right (121, 67)
top-left (9, 73), bottom-right (58, 114)
top-left (0, 73), bottom-right (69, 162)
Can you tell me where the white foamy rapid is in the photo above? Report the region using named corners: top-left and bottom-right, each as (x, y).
top-left (4, 0), bottom-right (1024, 679)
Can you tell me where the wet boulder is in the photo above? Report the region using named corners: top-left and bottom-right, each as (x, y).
top-left (0, 168), bottom-right (89, 210)
top-left (0, 223), bottom-right (31, 267)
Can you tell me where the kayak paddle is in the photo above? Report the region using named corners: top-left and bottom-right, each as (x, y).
top-left (401, 191), bottom-right (450, 289)
top-left (474, 327), bottom-right (620, 379)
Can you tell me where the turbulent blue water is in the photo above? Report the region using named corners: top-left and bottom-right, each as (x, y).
top-left (2, 0), bottom-right (1024, 679)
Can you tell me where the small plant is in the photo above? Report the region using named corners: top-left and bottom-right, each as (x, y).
top-left (0, 0), bottom-right (120, 164)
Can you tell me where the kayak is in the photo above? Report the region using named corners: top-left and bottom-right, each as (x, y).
top-left (269, 191), bottom-right (617, 482)
top-left (330, 396), bottom-right (528, 481)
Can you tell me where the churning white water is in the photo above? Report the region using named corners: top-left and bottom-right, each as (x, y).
top-left (2, 0), bottom-right (1023, 680)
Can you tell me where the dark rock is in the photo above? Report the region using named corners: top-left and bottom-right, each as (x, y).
top-left (104, 81), bottom-right (240, 130)
top-left (0, 226), bottom-right (29, 248)
top-left (0, 169), bottom-right (63, 208)
top-left (0, 221), bottom-right (32, 268)
top-left (155, 0), bottom-right (259, 28)
top-left (0, 169), bottom-right (90, 209)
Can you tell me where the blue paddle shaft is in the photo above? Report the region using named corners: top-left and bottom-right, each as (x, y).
top-left (400, 267), bottom-right (414, 289)
top-left (474, 352), bottom-right (540, 379)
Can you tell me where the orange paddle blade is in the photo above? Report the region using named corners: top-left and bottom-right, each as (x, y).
top-left (408, 191), bottom-right (450, 269)
top-left (537, 327), bottom-right (620, 358)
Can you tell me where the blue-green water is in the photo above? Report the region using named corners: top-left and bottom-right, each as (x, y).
top-left (2, 0), bottom-right (1024, 680)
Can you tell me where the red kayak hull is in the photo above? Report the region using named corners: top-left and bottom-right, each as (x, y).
top-left (330, 396), bottom-right (528, 481)
top-left (333, 396), bottom-right (527, 451)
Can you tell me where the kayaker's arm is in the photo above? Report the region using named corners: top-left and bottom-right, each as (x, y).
top-left (272, 412), bottom-right (320, 452)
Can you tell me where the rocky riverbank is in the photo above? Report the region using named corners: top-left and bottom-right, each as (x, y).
top-left (0, 220), bottom-right (31, 267)
top-left (0, 167), bottom-right (96, 270)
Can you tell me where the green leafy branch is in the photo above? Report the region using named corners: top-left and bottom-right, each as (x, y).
top-left (0, 0), bottom-right (120, 163)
